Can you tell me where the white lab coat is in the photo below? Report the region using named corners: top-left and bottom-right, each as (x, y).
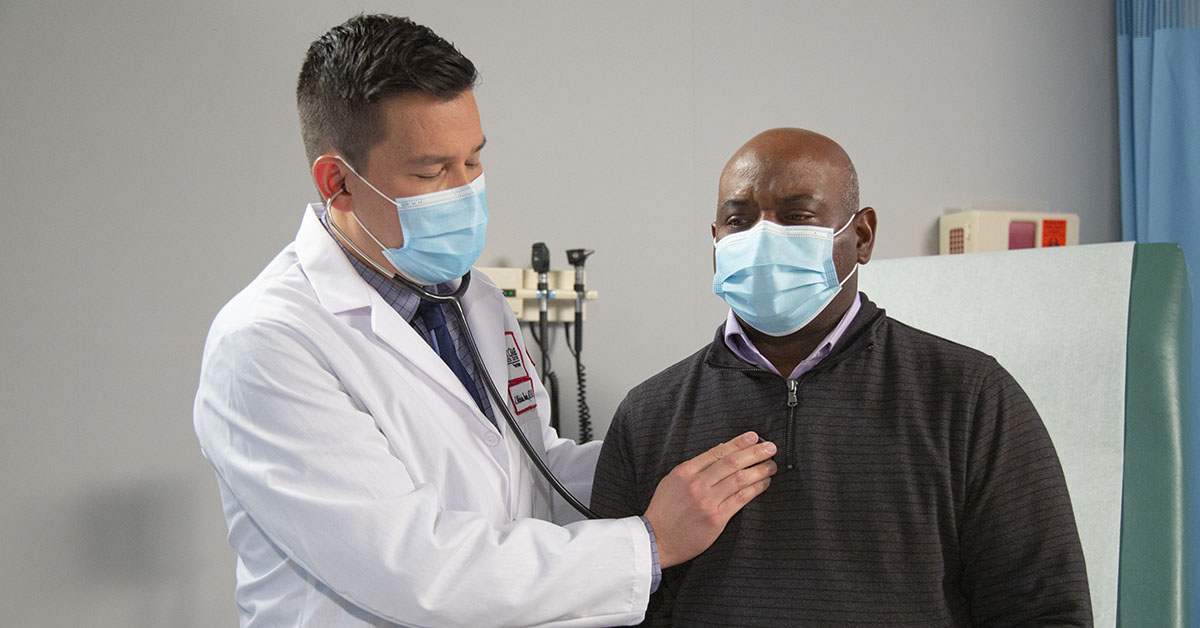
top-left (194, 204), bottom-right (651, 628)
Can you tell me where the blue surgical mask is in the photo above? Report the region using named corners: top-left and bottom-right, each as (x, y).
top-left (712, 214), bottom-right (858, 337)
top-left (335, 157), bottom-right (489, 285)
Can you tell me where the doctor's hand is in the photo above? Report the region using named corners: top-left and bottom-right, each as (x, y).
top-left (643, 431), bottom-right (777, 568)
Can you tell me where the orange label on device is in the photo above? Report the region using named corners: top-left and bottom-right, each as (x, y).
top-left (1042, 220), bottom-right (1067, 247)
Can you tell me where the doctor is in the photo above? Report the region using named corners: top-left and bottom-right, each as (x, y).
top-left (193, 14), bottom-right (778, 628)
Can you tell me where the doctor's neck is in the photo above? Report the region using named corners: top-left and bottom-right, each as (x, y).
top-left (323, 199), bottom-right (408, 283)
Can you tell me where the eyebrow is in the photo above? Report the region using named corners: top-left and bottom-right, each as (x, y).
top-left (408, 136), bottom-right (487, 166)
top-left (720, 192), bottom-right (817, 211)
top-left (776, 193), bottom-right (816, 204)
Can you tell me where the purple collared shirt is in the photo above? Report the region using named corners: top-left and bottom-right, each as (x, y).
top-left (723, 293), bottom-right (862, 379)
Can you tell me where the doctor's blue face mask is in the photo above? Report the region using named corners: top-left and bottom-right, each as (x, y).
top-left (332, 156), bottom-right (489, 285)
top-left (713, 212), bottom-right (859, 337)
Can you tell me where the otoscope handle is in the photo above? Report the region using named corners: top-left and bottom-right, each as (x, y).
top-left (573, 271), bottom-right (585, 352)
top-left (566, 249), bottom-right (593, 354)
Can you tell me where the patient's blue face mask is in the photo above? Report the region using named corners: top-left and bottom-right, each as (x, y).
top-left (334, 156), bottom-right (489, 285)
top-left (713, 213), bottom-right (859, 336)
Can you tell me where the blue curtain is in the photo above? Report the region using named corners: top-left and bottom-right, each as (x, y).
top-left (1117, 0), bottom-right (1200, 623)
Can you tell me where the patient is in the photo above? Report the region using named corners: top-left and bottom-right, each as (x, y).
top-left (591, 128), bottom-right (1093, 627)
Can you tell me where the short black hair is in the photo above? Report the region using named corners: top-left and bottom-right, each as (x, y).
top-left (296, 14), bottom-right (479, 172)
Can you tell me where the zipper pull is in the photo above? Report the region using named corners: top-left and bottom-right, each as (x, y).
top-left (784, 379), bottom-right (798, 472)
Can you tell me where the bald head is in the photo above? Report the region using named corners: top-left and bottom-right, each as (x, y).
top-left (718, 128), bottom-right (859, 222)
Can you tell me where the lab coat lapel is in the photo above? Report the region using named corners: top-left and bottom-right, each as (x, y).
top-left (461, 272), bottom-right (545, 444)
top-left (294, 204), bottom-right (489, 426)
top-left (462, 270), bottom-right (554, 518)
top-left (296, 203), bottom-right (373, 314)
top-left (461, 271), bottom-right (518, 431)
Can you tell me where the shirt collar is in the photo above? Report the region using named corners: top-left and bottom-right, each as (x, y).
top-left (723, 292), bottom-right (862, 379)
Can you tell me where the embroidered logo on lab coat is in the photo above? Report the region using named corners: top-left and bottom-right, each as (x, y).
top-left (504, 331), bottom-right (537, 415)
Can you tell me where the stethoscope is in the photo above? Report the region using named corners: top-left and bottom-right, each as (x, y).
top-left (324, 204), bottom-right (600, 520)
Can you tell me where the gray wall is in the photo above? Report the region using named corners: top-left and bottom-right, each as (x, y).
top-left (0, 1), bottom-right (1118, 624)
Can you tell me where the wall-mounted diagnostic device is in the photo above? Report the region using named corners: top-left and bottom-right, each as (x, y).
top-left (939, 209), bottom-right (1079, 255)
top-left (479, 248), bottom-right (599, 441)
top-left (476, 267), bottom-right (599, 322)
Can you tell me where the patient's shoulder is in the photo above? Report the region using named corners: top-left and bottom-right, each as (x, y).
top-left (879, 315), bottom-right (996, 363)
top-left (631, 343), bottom-right (711, 392)
top-left (872, 315), bottom-right (1013, 395)
top-left (616, 343), bottom-right (712, 412)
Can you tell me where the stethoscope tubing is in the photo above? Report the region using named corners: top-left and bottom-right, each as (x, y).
top-left (326, 211), bottom-right (600, 519)
top-left (440, 276), bottom-right (600, 520)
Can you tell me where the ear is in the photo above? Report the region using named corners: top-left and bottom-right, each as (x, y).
top-left (312, 155), bottom-right (352, 212)
top-left (854, 207), bottom-right (877, 265)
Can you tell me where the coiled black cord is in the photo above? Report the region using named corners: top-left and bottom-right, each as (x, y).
top-left (574, 359), bottom-right (592, 442)
top-left (563, 323), bottom-right (592, 443)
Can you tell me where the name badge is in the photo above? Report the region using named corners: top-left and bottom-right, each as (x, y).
top-left (504, 331), bottom-right (537, 415)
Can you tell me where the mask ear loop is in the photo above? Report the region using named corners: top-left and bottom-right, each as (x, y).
top-left (838, 261), bottom-right (859, 286)
top-left (332, 155), bottom-right (395, 204)
top-left (346, 207), bottom-right (392, 255)
top-left (834, 208), bottom-right (864, 284)
top-left (321, 158), bottom-right (399, 256)
top-left (323, 184), bottom-right (407, 280)
top-left (833, 208), bottom-right (863, 237)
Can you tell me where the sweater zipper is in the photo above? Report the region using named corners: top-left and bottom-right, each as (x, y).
top-left (785, 379), bottom-right (798, 471)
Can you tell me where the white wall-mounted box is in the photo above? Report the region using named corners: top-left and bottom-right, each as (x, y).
top-left (939, 210), bottom-right (1080, 255)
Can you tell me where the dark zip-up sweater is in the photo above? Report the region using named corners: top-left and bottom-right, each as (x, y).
top-left (592, 296), bottom-right (1092, 627)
